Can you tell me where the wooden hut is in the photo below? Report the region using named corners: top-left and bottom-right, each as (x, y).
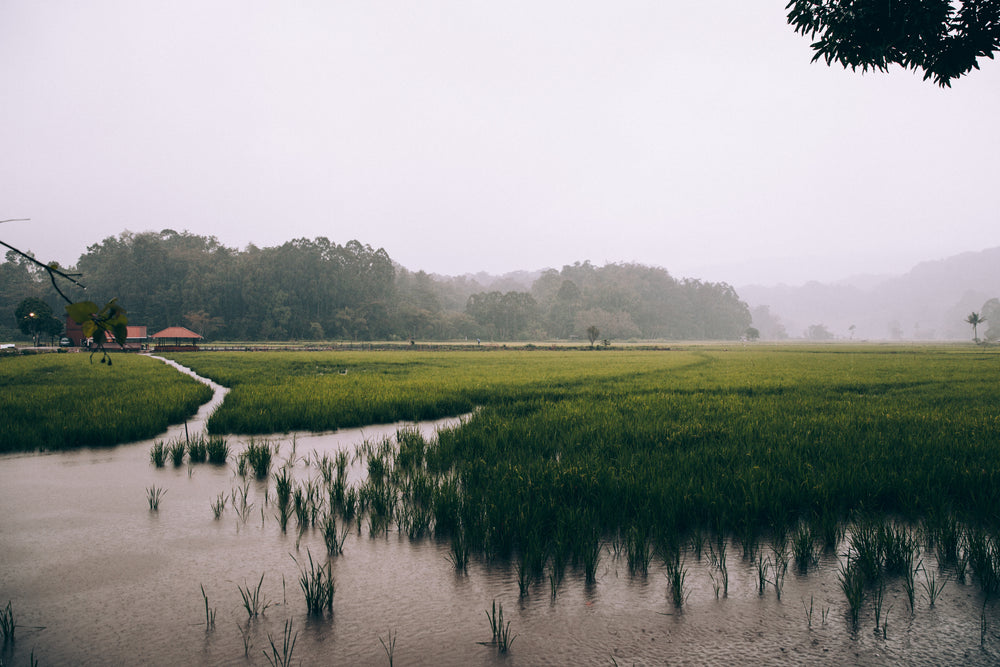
top-left (151, 326), bottom-right (203, 351)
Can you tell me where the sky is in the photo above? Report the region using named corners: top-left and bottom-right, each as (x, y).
top-left (2, 2), bottom-right (999, 287)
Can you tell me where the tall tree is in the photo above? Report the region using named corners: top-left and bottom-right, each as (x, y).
top-left (966, 311), bottom-right (986, 342)
top-left (786, 0), bottom-right (1000, 86)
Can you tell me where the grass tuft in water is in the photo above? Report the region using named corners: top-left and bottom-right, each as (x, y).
top-left (200, 584), bottom-right (216, 630)
top-left (485, 599), bottom-right (516, 653)
top-left (379, 629), bottom-right (397, 667)
top-left (297, 550), bottom-right (335, 615)
top-left (206, 435), bottom-right (229, 464)
top-left (211, 493), bottom-right (227, 520)
top-left (262, 619), bottom-right (297, 667)
top-left (1, 600), bottom-right (15, 642)
top-left (149, 440), bottom-right (167, 468)
top-left (168, 439), bottom-right (186, 467)
top-left (146, 485), bottom-right (166, 510)
top-left (238, 573), bottom-right (270, 619)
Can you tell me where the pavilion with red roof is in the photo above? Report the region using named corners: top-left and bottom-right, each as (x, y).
top-left (151, 326), bottom-right (203, 351)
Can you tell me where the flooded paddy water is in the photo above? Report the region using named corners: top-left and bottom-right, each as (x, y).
top-left (2, 360), bottom-right (999, 665)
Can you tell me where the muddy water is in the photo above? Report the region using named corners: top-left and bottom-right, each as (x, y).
top-left (2, 362), bottom-right (999, 665)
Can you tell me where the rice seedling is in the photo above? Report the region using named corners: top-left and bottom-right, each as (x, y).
top-left (709, 536), bottom-right (729, 597)
top-left (187, 435), bottom-right (208, 463)
top-left (168, 438), bottom-right (186, 467)
top-left (1, 600), bottom-right (16, 642)
top-left (771, 549), bottom-right (788, 600)
top-left (274, 466), bottom-right (292, 532)
top-left (296, 550), bottom-right (335, 615)
top-left (802, 595), bottom-right (815, 629)
top-left (206, 435), bottom-right (229, 464)
top-left (982, 599), bottom-right (989, 647)
top-left (238, 573), bottom-right (271, 619)
top-left (379, 629), bottom-right (397, 667)
top-left (149, 440), bottom-right (167, 468)
top-left (200, 584), bottom-right (216, 630)
top-left (902, 558), bottom-right (919, 613)
top-left (232, 481), bottom-right (254, 524)
top-left (920, 566), bottom-right (948, 606)
top-left (873, 581), bottom-right (889, 637)
top-left (625, 525), bottom-right (652, 577)
top-left (516, 558), bottom-right (532, 598)
top-left (244, 439), bottom-right (274, 479)
top-left (582, 535), bottom-right (602, 585)
top-left (447, 529), bottom-right (469, 572)
top-left (664, 549), bottom-right (688, 609)
top-left (211, 492), bottom-right (227, 519)
top-left (792, 522), bottom-right (816, 572)
top-left (236, 621), bottom-right (253, 656)
top-left (485, 599), bottom-right (516, 653)
top-left (965, 528), bottom-right (1000, 594)
top-left (263, 619), bottom-right (297, 667)
top-left (755, 553), bottom-right (771, 596)
top-left (839, 556), bottom-right (865, 630)
top-left (146, 485), bottom-right (166, 510)
top-left (322, 512), bottom-right (348, 556)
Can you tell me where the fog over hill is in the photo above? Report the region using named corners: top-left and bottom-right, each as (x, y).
top-left (738, 247), bottom-right (1000, 341)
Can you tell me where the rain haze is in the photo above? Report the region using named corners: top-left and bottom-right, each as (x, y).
top-left (2, 1), bottom-right (999, 287)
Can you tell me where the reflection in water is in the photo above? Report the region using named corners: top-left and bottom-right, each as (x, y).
top-left (1, 362), bottom-right (998, 665)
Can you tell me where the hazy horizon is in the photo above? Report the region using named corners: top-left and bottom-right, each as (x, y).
top-left (3, 2), bottom-right (999, 287)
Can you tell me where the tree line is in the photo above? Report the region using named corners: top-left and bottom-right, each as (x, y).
top-left (2, 230), bottom-right (751, 343)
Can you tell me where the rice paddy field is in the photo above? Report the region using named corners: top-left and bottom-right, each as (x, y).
top-left (4, 344), bottom-right (1000, 664)
top-left (0, 352), bottom-right (213, 452)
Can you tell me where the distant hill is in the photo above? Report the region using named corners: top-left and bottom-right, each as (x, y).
top-left (739, 247), bottom-right (1000, 340)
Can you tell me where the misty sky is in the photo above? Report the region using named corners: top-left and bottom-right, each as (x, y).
top-left (3, 2), bottom-right (999, 287)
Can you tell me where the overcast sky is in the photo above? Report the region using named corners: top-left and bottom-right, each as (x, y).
top-left (2, 2), bottom-right (998, 287)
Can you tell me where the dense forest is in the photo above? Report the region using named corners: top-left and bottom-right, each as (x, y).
top-left (2, 230), bottom-right (752, 343)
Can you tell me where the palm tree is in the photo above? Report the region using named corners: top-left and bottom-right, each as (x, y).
top-left (966, 312), bottom-right (986, 342)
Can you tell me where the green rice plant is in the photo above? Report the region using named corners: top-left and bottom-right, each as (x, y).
top-left (872, 581), bottom-right (890, 637)
top-left (755, 553), bottom-right (771, 596)
top-left (965, 527), bottom-right (1000, 594)
top-left (516, 557), bottom-right (532, 598)
top-left (149, 440), bottom-right (167, 468)
top-left (211, 493), bottom-right (227, 520)
top-left (244, 439), bottom-right (274, 479)
top-left (447, 529), bottom-right (469, 572)
top-left (379, 629), bottom-right (397, 667)
top-left (839, 555), bottom-right (865, 630)
top-left (235, 450), bottom-right (249, 478)
top-left (709, 536), bottom-right (729, 597)
top-left (168, 438), bottom-right (186, 467)
top-left (581, 535), bottom-right (601, 585)
top-left (1, 600), bottom-right (15, 642)
top-left (792, 522), bottom-right (816, 572)
top-left (802, 595), bottom-right (815, 629)
top-left (881, 524), bottom-right (919, 577)
top-left (146, 485), bottom-right (166, 510)
top-left (485, 599), bottom-right (516, 653)
top-left (848, 520), bottom-right (883, 584)
top-left (321, 512), bottom-right (348, 556)
top-left (263, 619), bottom-right (297, 667)
top-left (664, 550), bottom-right (688, 609)
top-left (624, 525), bottom-right (652, 577)
top-left (238, 573), bottom-right (270, 619)
top-left (187, 435), bottom-right (207, 463)
top-left (0, 354), bottom-right (213, 452)
top-left (206, 435), bottom-right (229, 464)
top-left (771, 547), bottom-right (788, 600)
top-left (233, 481), bottom-right (254, 524)
top-left (200, 584), bottom-right (216, 630)
top-left (296, 550), bottom-right (335, 615)
top-left (902, 558), bottom-right (919, 613)
top-left (274, 466), bottom-right (292, 532)
top-left (920, 566), bottom-right (947, 606)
